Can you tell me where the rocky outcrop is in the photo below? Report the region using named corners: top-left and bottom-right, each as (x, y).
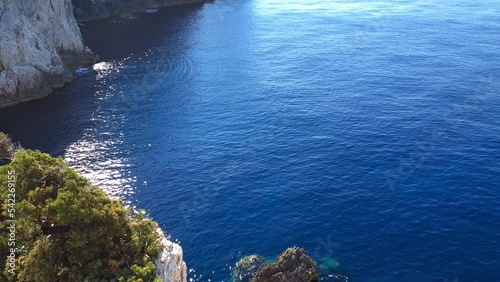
top-left (0, 0), bottom-right (97, 108)
top-left (72, 0), bottom-right (206, 22)
top-left (0, 132), bottom-right (17, 165)
top-left (155, 227), bottom-right (188, 282)
top-left (251, 247), bottom-right (319, 282)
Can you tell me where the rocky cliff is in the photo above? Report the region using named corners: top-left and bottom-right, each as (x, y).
top-left (0, 0), bottom-right (97, 108)
top-left (155, 227), bottom-right (188, 282)
top-left (72, 0), bottom-right (206, 22)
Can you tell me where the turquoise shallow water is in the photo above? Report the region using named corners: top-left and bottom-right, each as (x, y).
top-left (1, 0), bottom-right (500, 281)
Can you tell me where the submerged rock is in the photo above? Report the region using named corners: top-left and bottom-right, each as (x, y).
top-left (319, 258), bottom-right (340, 273)
top-left (232, 255), bottom-right (266, 282)
top-left (251, 247), bottom-right (319, 282)
top-left (318, 258), bottom-right (349, 282)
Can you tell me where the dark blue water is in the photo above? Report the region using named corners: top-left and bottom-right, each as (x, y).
top-left (1, 0), bottom-right (500, 281)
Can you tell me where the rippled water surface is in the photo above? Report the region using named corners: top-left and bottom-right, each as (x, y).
top-left (1, 0), bottom-right (500, 281)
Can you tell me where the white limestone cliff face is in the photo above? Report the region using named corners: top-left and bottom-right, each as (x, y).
top-left (155, 227), bottom-right (188, 282)
top-left (0, 0), bottom-right (96, 108)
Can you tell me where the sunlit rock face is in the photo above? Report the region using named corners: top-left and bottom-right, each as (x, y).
top-left (155, 227), bottom-right (188, 282)
top-left (251, 247), bottom-right (319, 282)
top-left (72, 0), bottom-right (207, 22)
top-left (0, 0), bottom-right (96, 108)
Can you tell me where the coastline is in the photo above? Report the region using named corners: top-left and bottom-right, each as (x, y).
top-left (0, 0), bottom-right (97, 108)
top-left (0, 0), bottom-right (206, 109)
top-left (0, 145), bottom-right (190, 282)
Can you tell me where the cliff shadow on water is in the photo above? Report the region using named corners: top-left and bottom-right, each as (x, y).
top-left (80, 3), bottom-right (204, 60)
top-left (0, 3), bottom-right (204, 156)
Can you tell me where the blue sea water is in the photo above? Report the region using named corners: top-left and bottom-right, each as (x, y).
top-left (1, 0), bottom-right (500, 281)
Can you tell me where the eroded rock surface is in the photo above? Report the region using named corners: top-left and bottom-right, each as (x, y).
top-left (251, 247), bottom-right (319, 282)
top-left (155, 227), bottom-right (188, 282)
top-left (0, 0), bottom-right (96, 108)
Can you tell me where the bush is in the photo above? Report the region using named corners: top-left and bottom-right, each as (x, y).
top-left (0, 149), bottom-right (161, 281)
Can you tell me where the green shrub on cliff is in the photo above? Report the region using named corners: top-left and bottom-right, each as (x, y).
top-left (0, 149), bottom-right (161, 282)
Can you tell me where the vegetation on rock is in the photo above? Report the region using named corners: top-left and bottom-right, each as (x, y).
top-left (0, 143), bottom-right (162, 281)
